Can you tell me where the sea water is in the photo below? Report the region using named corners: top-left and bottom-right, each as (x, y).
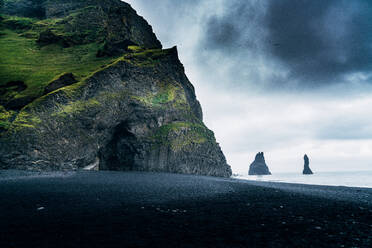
top-left (233, 171), bottom-right (372, 188)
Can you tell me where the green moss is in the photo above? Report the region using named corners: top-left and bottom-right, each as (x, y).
top-left (0, 102), bottom-right (43, 134)
top-left (152, 84), bottom-right (176, 105)
top-left (127, 45), bottom-right (144, 52)
top-left (2, 15), bottom-right (35, 30)
top-left (0, 120), bottom-right (11, 130)
top-left (38, 5), bottom-right (106, 45)
top-left (52, 98), bottom-right (101, 118)
top-left (34, 17), bottom-right (64, 28)
top-left (0, 105), bottom-right (15, 130)
top-left (121, 48), bottom-right (173, 67)
top-left (11, 110), bottom-right (41, 129)
top-left (152, 121), bottom-right (216, 151)
top-left (0, 26), bottom-right (117, 101)
top-left (131, 80), bottom-right (187, 109)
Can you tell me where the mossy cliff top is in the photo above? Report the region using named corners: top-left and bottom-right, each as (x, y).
top-left (0, 0), bottom-right (231, 177)
top-left (0, 0), bottom-right (161, 110)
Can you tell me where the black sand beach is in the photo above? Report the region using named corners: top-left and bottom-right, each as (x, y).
top-left (0, 171), bottom-right (371, 248)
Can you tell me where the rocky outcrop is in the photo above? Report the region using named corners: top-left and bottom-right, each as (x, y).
top-left (44, 73), bottom-right (77, 95)
top-left (0, 81), bottom-right (34, 111)
top-left (303, 154), bottom-right (313, 175)
top-left (249, 152), bottom-right (271, 175)
top-left (1, 0), bottom-right (46, 19)
top-left (0, 0), bottom-right (232, 177)
top-left (3, 0), bottom-right (162, 52)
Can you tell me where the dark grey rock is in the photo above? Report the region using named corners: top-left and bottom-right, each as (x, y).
top-left (249, 152), bottom-right (271, 175)
top-left (0, 81), bottom-right (27, 94)
top-left (0, 81), bottom-right (33, 111)
top-left (44, 73), bottom-right (78, 95)
top-left (37, 29), bottom-right (66, 46)
top-left (2, 0), bottom-right (45, 19)
top-left (303, 154), bottom-right (313, 175)
top-left (4, 95), bottom-right (37, 111)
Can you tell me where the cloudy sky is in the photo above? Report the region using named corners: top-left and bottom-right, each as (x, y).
top-left (126, 0), bottom-right (372, 174)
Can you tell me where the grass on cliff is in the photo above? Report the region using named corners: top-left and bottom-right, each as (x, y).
top-left (0, 23), bottom-right (116, 100)
top-left (131, 80), bottom-right (187, 107)
top-left (0, 14), bottom-right (180, 134)
top-left (122, 47), bottom-right (173, 67)
top-left (0, 104), bottom-right (41, 131)
top-left (0, 105), bottom-right (15, 130)
top-left (152, 122), bottom-right (216, 151)
top-left (0, 13), bottom-right (171, 101)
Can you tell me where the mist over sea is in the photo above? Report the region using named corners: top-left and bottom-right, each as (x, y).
top-left (234, 171), bottom-right (372, 188)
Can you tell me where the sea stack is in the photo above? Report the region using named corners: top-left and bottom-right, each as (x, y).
top-left (249, 152), bottom-right (271, 175)
top-left (303, 154), bottom-right (313, 175)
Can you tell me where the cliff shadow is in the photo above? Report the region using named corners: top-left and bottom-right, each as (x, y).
top-left (98, 122), bottom-right (139, 171)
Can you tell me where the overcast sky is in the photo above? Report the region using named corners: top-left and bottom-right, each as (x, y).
top-left (126, 0), bottom-right (372, 174)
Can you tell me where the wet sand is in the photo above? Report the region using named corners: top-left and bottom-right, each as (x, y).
top-left (0, 170), bottom-right (371, 247)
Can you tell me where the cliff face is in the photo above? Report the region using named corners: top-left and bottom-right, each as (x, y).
top-left (0, 0), bottom-right (232, 177)
top-left (249, 152), bottom-right (271, 175)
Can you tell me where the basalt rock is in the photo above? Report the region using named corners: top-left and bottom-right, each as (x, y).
top-left (37, 29), bottom-right (69, 47)
top-left (44, 73), bottom-right (78, 95)
top-left (0, 81), bottom-right (27, 95)
top-left (0, 81), bottom-right (33, 111)
top-left (0, 0), bottom-right (231, 177)
top-left (2, 0), bottom-right (46, 19)
top-left (4, 0), bottom-right (162, 53)
top-left (0, 47), bottom-right (231, 177)
top-left (249, 152), bottom-right (271, 175)
top-left (303, 154), bottom-right (313, 175)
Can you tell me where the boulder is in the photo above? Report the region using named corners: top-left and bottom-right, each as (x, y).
top-left (44, 73), bottom-right (78, 95)
top-left (37, 29), bottom-right (67, 47)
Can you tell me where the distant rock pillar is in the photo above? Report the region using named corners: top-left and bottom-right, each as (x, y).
top-left (303, 154), bottom-right (313, 175)
top-left (248, 152), bottom-right (271, 175)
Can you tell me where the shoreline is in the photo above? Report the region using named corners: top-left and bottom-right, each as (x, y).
top-left (234, 176), bottom-right (372, 189)
top-left (233, 171), bottom-right (372, 189)
top-left (1, 170), bottom-right (371, 247)
top-left (2, 169), bottom-right (372, 189)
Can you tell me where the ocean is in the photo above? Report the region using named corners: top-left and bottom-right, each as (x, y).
top-left (233, 170), bottom-right (372, 188)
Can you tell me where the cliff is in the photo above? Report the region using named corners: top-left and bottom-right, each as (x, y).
top-left (249, 152), bottom-right (271, 175)
top-left (0, 0), bottom-right (232, 177)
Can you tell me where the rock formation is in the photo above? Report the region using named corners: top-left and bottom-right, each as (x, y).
top-left (248, 152), bottom-right (271, 175)
top-left (43, 73), bottom-right (78, 95)
top-left (0, 0), bottom-right (232, 177)
top-left (303, 154), bottom-right (313, 175)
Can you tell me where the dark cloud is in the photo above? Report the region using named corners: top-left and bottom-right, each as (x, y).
top-left (206, 18), bottom-right (240, 49)
top-left (205, 2), bottom-right (262, 52)
top-left (128, 0), bottom-right (372, 88)
top-left (203, 0), bottom-right (372, 87)
top-left (266, 0), bottom-right (372, 84)
top-left (126, 0), bottom-right (372, 172)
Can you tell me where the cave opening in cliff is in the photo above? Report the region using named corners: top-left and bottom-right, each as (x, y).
top-left (98, 122), bottom-right (138, 171)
